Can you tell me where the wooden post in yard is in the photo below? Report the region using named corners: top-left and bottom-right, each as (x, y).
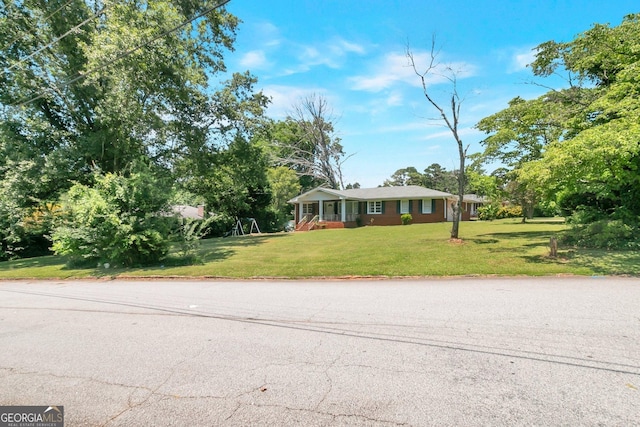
top-left (549, 236), bottom-right (558, 258)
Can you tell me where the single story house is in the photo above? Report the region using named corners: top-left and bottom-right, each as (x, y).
top-left (288, 185), bottom-right (481, 229)
top-left (463, 194), bottom-right (489, 217)
top-left (170, 205), bottom-right (206, 220)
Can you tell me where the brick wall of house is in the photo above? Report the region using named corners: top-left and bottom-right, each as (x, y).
top-left (359, 199), bottom-right (448, 226)
top-left (293, 198), bottom-right (469, 226)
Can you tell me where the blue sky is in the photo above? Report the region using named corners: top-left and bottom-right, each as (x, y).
top-left (223, 0), bottom-right (638, 188)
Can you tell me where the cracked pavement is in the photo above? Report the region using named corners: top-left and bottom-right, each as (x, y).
top-left (0, 277), bottom-right (639, 426)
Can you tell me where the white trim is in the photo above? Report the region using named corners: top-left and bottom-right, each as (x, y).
top-left (400, 199), bottom-right (410, 214)
top-left (367, 200), bottom-right (382, 214)
top-left (421, 199), bottom-right (432, 214)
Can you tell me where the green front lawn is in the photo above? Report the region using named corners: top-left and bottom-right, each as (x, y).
top-left (1, 219), bottom-right (639, 279)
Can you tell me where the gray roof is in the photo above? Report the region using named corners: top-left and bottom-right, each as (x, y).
top-left (463, 194), bottom-right (489, 203)
top-left (289, 185), bottom-right (452, 203)
top-left (170, 205), bottom-right (204, 219)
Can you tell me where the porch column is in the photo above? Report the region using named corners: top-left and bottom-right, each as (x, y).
top-left (341, 197), bottom-right (347, 222)
top-left (298, 202), bottom-right (304, 222)
top-left (319, 201), bottom-right (324, 221)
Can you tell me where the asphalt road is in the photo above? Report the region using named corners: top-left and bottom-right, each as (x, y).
top-left (0, 277), bottom-right (638, 426)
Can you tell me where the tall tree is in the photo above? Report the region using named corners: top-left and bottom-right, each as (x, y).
top-left (267, 166), bottom-right (301, 226)
top-left (423, 163), bottom-right (458, 193)
top-left (1, 0), bottom-right (239, 177)
top-left (518, 13), bottom-right (640, 224)
top-left (0, 0), bottom-right (270, 256)
top-left (407, 39), bottom-right (469, 238)
top-left (381, 163), bottom-right (458, 192)
top-left (383, 167), bottom-right (423, 187)
top-left (273, 95), bottom-right (350, 190)
top-left (475, 95), bottom-right (566, 221)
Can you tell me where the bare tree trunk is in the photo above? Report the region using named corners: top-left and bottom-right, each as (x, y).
top-left (277, 94), bottom-right (350, 190)
top-left (407, 38), bottom-right (469, 239)
top-left (453, 133), bottom-right (466, 238)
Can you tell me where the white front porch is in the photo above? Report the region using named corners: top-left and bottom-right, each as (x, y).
top-left (298, 199), bottom-right (360, 223)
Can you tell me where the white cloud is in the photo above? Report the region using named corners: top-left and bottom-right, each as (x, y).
top-left (254, 22), bottom-right (282, 47)
top-left (499, 46), bottom-right (538, 73)
top-left (239, 50), bottom-right (270, 69)
top-left (386, 91), bottom-right (403, 106)
top-left (293, 37), bottom-right (367, 71)
top-left (511, 51), bottom-right (536, 73)
top-left (350, 51), bottom-right (477, 92)
top-left (261, 85), bottom-right (333, 118)
top-left (332, 38), bottom-right (366, 55)
top-left (416, 127), bottom-right (482, 143)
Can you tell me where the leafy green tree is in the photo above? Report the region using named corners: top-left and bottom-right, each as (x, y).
top-left (267, 166), bottom-right (301, 227)
top-left (423, 163), bottom-right (458, 193)
top-left (1, 0), bottom-right (239, 176)
top-left (1, 1), bottom-right (272, 255)
top-left (383, 167), bottom-right (424, 187)
top-left (475, 94), bottom-right (572, 221)
top-left (520, 13), bottom-right (640, 227)
top-left (381, 163), bottom-right (459, 192)
top-left (182, 134), bottom-right (274, 231)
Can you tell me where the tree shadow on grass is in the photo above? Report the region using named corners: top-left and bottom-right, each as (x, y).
top-left (0, 255), bottom-right (62, 270)
top-left (466, 229), bottom-right (559, 259)
top-left (566, 250), bottom-right (640, 276)
top-left (187, 233), bottom-right (290, 264)
top-left (0, 234), bottom-right (292, 278)
top-left (476, 231), bottom-right (559, 240)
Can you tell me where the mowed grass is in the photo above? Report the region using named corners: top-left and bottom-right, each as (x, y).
top-left (1, 219), bottom-right (639, 279)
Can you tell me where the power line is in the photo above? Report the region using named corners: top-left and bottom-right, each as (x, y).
top-left (6, 4), bottom-right (110, 72)
top-left (3, 0), bottom-right (77, 50)
top-left (9, 0), bottom-right (232, 108)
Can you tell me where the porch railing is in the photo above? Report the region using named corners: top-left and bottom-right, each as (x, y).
top-left (321, 214), bottom-right (359, 222)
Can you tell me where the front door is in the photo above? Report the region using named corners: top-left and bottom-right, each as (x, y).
top-left (324, 202), bottom-right (335, 221)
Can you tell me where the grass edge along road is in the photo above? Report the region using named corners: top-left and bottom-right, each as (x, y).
top-left (1, 219), bottom-right (639, 279)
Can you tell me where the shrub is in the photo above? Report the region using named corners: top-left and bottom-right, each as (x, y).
top-left (534, 200), bottom-right (560, 217)
top-left (51, 163), bottom-right (172, 267)
top-left (496, 205), bottom-right (523, 219)
top-left (401, 213), bottom-right (413, 225)
top-left (561, 218), bottom-right (640, 250)
top-left (477, 204), bottom-right (499, 221)
top-left (173, 217), bottom-right (215, 260)
top-left (201, 213), bottom-right (234, 238)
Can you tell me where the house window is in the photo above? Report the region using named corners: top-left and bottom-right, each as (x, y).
top-left (302, 203), bottom-right (314, 215)
top-left (367, 201), bottom-right (382, 214)
top-left (346, 201), bottom-right (359, 214)
top-left (422, 199), bottom-right (433, 214)
top-left (400, 199), bottom-right (410, 214)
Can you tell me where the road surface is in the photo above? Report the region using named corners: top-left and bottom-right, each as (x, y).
top-left (0, 277), bottom-right (638, 426)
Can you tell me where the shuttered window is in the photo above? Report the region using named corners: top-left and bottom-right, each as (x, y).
top-left (422, 199), bottom-right (436, 214)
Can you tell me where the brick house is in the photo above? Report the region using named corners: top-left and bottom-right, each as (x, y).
top-left (288, 185), bottom-right (475, 230)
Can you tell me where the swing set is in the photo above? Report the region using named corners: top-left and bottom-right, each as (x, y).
top-left (231, 217), bottom-right (261, 236)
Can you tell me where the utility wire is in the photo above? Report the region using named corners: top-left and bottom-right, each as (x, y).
top-left (6, 4), bottom-right (111, 72)
top-left (3, 0), bottom-right (76, 50)
top-left (10, 0), bottom-right (231, 108)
